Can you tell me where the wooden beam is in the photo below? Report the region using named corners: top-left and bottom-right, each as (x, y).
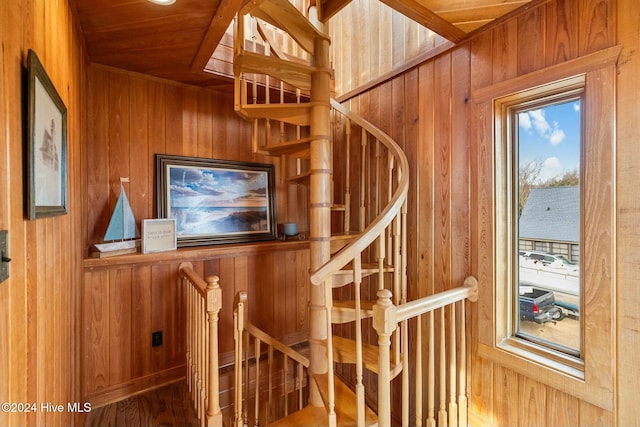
top-left (377, 0), bottom-right (466, 43)
top-left (320, 0), bottom-right (352, 22)
top-left (190, 0), bottom-right (247, 73)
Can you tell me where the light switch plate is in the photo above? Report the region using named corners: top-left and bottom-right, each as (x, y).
top-left (0, 230), bottom-right (9, 283)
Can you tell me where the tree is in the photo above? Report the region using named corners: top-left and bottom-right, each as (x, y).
top-left (543, 168), bottom-right (579, 187)
top-left (518, 160), bottom-right (543, 216)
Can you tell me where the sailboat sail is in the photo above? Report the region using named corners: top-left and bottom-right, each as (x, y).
top-left (93, 178), bottom-right (140, 254)
top-left (104, 185), bottom-right (139, 241)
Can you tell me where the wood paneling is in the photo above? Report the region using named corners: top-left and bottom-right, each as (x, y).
top-left (82, 246), bottom-right (310, 407)
top-left (81, 66), bottom-right (312, 405)
top-left (334, 0), bottom-right (632, 425)
top-left (0, 1), bottom-right (86, 426)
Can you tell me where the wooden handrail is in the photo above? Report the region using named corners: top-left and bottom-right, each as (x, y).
top-left (309, 99), bottom-right (410, 285)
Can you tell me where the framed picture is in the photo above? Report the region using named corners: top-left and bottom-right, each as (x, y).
top-left (26, 49), bottom-right (67, 219)
top-left (142, 218), bottom-right (177, 254)
top-left (156, 154), bottom-right (277, 247)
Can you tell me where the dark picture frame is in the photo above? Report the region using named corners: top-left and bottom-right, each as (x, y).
top-left (155, 154), bottom-right (277, 247)
top-left (26, 49), bottom-right (68, 219)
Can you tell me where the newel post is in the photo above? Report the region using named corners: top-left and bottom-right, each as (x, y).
top-left (205, 275), bottom-right (223, 427)
top-left (373, 289), bottom-right (397, 427)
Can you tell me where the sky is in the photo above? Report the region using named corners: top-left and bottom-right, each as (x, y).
top-left (518, 99), bottom-right (581, 183)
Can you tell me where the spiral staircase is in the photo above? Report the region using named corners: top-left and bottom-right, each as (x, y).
top-left (229, 1), bottom-right (477, 427)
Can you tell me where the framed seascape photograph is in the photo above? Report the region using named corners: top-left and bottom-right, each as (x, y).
top-left (26, 49), bottom-right (68, 219)
top-left (156, 154), bottom-right (277, 247)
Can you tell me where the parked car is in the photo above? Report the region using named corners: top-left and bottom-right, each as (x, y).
top-left (520, 250), bottom-right (578, 270)
top-left (519, 287), bottom-right (565, 323)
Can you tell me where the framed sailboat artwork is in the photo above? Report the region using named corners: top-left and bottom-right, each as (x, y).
top-left (26, 49), bottom-right (68, 219)
top-left (92, 178), bottom-right (141, 257)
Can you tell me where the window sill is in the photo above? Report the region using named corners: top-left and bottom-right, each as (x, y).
top-left (478, 341), bottom-right (612, 411)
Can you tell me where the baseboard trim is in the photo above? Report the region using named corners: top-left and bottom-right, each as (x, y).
top-left (85, 365), bottom-right (186, 409)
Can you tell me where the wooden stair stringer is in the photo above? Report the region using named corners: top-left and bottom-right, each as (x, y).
top-left (241, 0), bottom-right (329, 55)
top-left (234, 51), bottom-right (318, 91)
top-left (236, 102), bottom-right (315, 126)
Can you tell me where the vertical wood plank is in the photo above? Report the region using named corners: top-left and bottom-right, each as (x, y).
top-left (616, 0), bottom-right (640, 424)
top-left (517, 7), bottom-right (546, 75)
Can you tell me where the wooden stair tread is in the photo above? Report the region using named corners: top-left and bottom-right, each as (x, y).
top-left (331, 336), bottom-right (401, 377)
top-left (331, 263), bottom-right (395, 288)
top-left (236, 103), bottom-right (314, 126)
top-left (332, 336), bottom-right (380, 374)
top-left (312, 373), bottom-right (378, 427)
top-left (242, 0), bottom-right (329, 55)
top-left (329, 231), bottom-right (360, 254)
top-left (234, 51), bottom-right (317, 90)
top-left (331, 300), bottom-right (375, 324)
top-left (286, 170), bottom-right (310, 183)
top-left (262, 135), bottom-right (317, 156)
top-left (267, 405), bottom-right (330, 427)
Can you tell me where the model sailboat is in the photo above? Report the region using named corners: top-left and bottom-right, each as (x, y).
top-left (92, 177), bottom-right (140, 256)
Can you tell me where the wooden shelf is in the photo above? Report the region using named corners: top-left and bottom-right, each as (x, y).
top-left (84, 239), bottom-right (309, 271)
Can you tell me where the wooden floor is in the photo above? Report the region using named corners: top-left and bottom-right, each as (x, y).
top-left (83, 381), bottom-right (200, 427)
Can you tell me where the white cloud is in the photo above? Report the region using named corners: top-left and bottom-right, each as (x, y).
top-left (573, 102), bottom-right (580, 112)
top-left (549, 126), bottom-right (566, 146)
top-left (529, 109), bottom-right (551, 136)
top-left (519, 112), bottom-right (532, 131)
top-left (538, 156), bottom-right (563, 182)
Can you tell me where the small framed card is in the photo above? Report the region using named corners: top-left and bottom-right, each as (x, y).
top-left (142, 218), bottom-right (177, 254)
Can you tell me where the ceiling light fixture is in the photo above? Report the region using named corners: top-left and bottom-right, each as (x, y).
top-left (148, 0), bottom-right (176, 5)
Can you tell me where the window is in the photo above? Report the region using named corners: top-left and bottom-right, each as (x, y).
top-left (494, 76), bottom-right (585, 371)
top-left (514, 97), bottom-right (582, 357)
top-left (474, 46), bottom-right (619, 411)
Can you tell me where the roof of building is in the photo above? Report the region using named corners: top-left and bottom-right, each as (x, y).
top-left (519, 186), bottom-right (579, 243)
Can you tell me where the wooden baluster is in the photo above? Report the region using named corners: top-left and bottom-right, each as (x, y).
top-left (387, 156), bottom-right (394, 263)
top-left (186, 280), bottom-right (191, 393)
top-left (207, 276), bottom-right (222, 427)
top-left (297, 362), bottom-right (303, 410)
top-left (284, 355), bottom-right (289, 416)
top-left (233, 294), bottom-right (246, 427)
top-left (353, 257), bottom-right (365, 427)
top-left (375, 140), bottom-right (381, 216)
top-left (378, 232), bottom-right (386, 292)
top-left (243, 328), bottom-right (250, 426)
top-left (416, 315), bottom-right (423, 427)
top-left (438, 308), bottom-right (447, 427)
top-left (344, 118), bottom-right (351, 232)
top-left (427, 311), bottom-right (436, 427)
top-left (401, 317), bottom-right (409, 426)
top-left (254, 338), bottom-right (261, 427)
top-left (324, 277), bottom-right (337, 427)
top-left (458, 300), bottom-right (468, 427)
top-left (360, 129), bottom-right (367, 231)
top-left (268, 345), bottom-right (274, 423)
top-left (200, 296), bottom-right (206, 423)
top-left (448, 304), bottom-right (458, 427)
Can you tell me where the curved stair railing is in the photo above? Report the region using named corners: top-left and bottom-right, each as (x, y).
top-left (231, 2), bottom-right (475, 427)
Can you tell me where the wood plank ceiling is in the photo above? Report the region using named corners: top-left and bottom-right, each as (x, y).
top-left (74, 0), bottom-right (536, 88)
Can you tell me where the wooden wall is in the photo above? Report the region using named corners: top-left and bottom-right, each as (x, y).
top-left (334, 0), bottom-right (640, 425)
top-left (0, 0), bottom-right (86, 426)
top-left (81, 66), bottom-right (312, 406)
top-left (328, 0), bottom-right (450, 96)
